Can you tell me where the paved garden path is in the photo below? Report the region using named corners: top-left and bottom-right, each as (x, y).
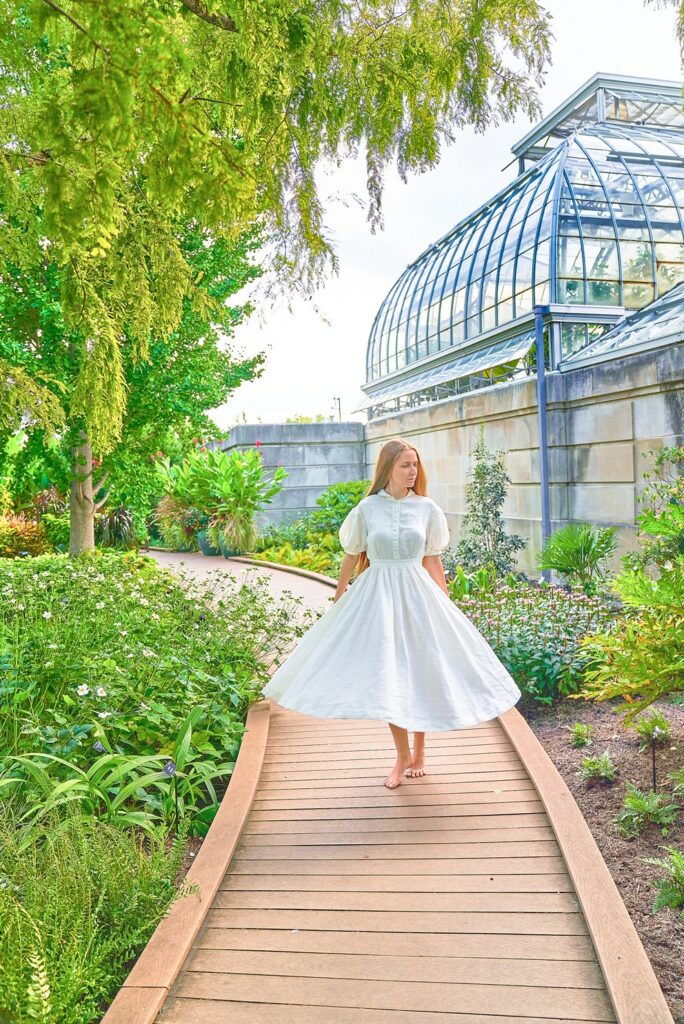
top-left (147, 553), bottom-right (673, 1024)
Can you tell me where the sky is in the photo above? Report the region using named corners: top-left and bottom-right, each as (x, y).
top-left (211, 0), bottom-right (683, 431)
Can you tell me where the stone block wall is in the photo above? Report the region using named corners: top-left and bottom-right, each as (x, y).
top-left (364, 342), bottom-right (684, 578)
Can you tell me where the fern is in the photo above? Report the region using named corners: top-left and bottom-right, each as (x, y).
top-left (614, 784), bottom-right (679, 837)
top-left (642, 845), bottom-right (684, 917)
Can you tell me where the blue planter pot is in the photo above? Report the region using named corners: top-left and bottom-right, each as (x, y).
top-left (218, 534), bottom-right (240, 558)
top-left (197, 530), bottom-right (221, 556)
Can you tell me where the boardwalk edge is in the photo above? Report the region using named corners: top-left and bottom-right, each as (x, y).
top-left (498, 705), bottom-right (674, 1024)
top-left (100, 698), bottom-right (271, 1024)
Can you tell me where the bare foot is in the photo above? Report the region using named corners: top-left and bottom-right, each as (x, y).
top-left (404, 753), bottom-right (426, 778)
top-left (384, 755), bottom-right (412, 789)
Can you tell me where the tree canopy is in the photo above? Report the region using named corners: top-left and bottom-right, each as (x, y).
top-left (1, 0), bottom-right (552, 454)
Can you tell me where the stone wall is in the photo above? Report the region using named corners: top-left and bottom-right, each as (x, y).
top-left (221, 422), bottom-right (366, 527)
top-left (364, 342), bottom-right (684, 578)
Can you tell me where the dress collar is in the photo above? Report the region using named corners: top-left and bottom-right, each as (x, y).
top-left (378, 487), bottom-right (415, 501)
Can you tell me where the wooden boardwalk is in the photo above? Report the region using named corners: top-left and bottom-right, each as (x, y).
top-left (156, 701), bottom-right (673, 1024)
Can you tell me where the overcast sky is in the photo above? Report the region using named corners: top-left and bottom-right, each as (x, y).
top-left (211, 0), bottom-right (682, 431)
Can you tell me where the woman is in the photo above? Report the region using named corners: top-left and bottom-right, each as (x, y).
top-left (262, 437), bottom-right (522, 789)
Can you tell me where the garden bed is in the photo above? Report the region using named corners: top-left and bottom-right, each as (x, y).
top-left (525, 696), bottom-right (684, 1022)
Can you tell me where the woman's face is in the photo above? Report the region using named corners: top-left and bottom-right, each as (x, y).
top-left (389, 450), bottom-right (418, 490)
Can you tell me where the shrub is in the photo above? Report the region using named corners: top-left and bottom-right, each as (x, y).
top-left (0, 552), bottom-right (315, 833)
top-left (568, 722), bottom-right (593, 748)
top-left (0, 803), bottom-right (194, 1024)
top-left (577, 750), bottom-right (618, 784)
top-left (454, 423), bottom-right (527, 575)
top-left (456, 579), bottom-right (618, 705)
top-left (642, 846), bottom-right (684, 919)
top-left (614, 784), bottom-right (679, 837)
top-left (629, 710), bottom-right (672, 752)
top-left (537, 522), bottom-right (618, 594)
top-left (0, 515), bottom-right (51, 558)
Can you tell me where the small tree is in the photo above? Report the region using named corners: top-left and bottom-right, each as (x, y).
top-left (455, 423), bottom-right (527, 574)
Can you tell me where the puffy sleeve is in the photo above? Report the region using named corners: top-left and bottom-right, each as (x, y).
top-left (424, 502), bottom-right (451, 556)
top-left (338, 503), bottom-right (367, 555)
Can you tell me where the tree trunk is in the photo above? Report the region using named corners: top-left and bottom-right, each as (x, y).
top-left (70, 430), bottom-right (95, 556)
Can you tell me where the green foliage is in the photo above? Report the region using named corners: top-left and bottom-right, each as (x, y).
top-left (567, 448), bottom-right (684, 721)
top-left (96, 504), bottom-right (136, 550)
top-left (0, 803), bottom-right (194, 1024)
top-left (614, 784), bottom-right (679, 837)
top-left (670, 765), bottom-right (684, 799)
top-left (155, 445), bottom-right (287, 553)
top-left (0, 552), bottom-right (314, 828)
top-left (629, 710), bottom-right (672, 752)
top-left (577, 749), bottom-right (618, 784)
top-left (0, 515), bottom-right (52, 558)
top-left (538, 521), bottom-right (618, 594)
top-left (641, 846), bottom-right (684, 919)
top-left (456, 580), bottom-right (618, 705)
top-left (1, 1), bottom-right (550, 456)
top-left (40, 511), bottom-right (71, 551)
top-left (454, 424), bottom-right (527, 574)
top-left (568, 722), bottom-right (593, 748)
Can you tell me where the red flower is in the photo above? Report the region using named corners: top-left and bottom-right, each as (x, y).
top-left (193, 437), bottom-right (199, 445)
top-left (157, 451), bottom-right (163, 458)
top-left (255, 440), bottom-right (261, 447)
top-left (150, 453), bottom-right (156, 460)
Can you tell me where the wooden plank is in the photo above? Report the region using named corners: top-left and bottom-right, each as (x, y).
top-left (259, 754), bottom-right (522, 782)
top-left (160, 996), bottom-right (612, 1024)
top-left (219, 873), bottom-right (576, 894)
top-left (258, 768), bottom-right (530, 793)
top-left (194, 926), bottom-right (597, 959)
top-left (241, 825), bottom-right (556, 847)
top-left (203, 907), bottom-right (590, 936)
top-left (184, 948), bottom-right (602, 988)
top-left (228, 856), bottom-right (568, 876)
top-left (262, 745), bottom-right (514, 766)
top-left (171, 973), bottom-right (615, 1020)
top-left (266, 736), bottom-right (511, 753)
top-left (233, 840), bottom-right (561, 861)
top-left (248, 798), bottom-right (544, 821)
top-left (251, 784), bottom-right (537, 810)
top-left (243, 812), bottom-right (552, 835)
top-left (213, 890), bottom-right (580, 914)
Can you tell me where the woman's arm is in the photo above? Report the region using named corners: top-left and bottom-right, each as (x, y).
top-left (333, 552), bottom-right (363, 602)
top-left (422, 554), bottom-right (449, 596)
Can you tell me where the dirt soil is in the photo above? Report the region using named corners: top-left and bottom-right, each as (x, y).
top-left (524, 696), bottom-right (684, 1023)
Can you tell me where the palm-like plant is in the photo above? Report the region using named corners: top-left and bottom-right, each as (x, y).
top-left (538, 522), bottom-right (617, 593)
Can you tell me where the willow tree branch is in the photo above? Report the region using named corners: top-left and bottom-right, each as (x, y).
top-left (180, 0), bottom-right (237, 32)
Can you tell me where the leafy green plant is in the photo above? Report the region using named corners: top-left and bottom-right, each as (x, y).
top-left (630, 710), bottom-right (672, 752)
top-left (568, 722), bottom-right (593, 748)
top-left (456, 579), bottom-right (618, 705)
top-left (670, 765), bottom-right (684, 799)
top-left (614, 784), bottom-right (679, 837)
top-left (454, 423), bottom-right (527, 575)
top-left (568, 449), bottom-right (684, 722)
top-left (0, 515), bottom-right (52, 558)
top-left (537, 522), bottom-right (618, 595)
top-left (0, 803), bottom-right (194, 1024)
top-left (97, 505), bottom-right (137, 550)
top-left (577, 749), bottom-right (618, 784)
top-left (641, 846), bottom-right (684, 918)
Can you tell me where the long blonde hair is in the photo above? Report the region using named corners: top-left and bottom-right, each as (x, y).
top-left (353, 437), bottom-right (428, 578)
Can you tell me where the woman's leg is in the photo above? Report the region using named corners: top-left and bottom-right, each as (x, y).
top-left (384, 722), bottom-right (413, 789)
top-left (405, 731), bottom-right (426, 777)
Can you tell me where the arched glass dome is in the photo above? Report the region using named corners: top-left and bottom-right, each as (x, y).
top-left (361, 75), bottom-right (684, 416)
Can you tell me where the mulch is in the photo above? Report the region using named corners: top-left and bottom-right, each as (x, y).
top-left (524, 696), bottom-right (684, 1023)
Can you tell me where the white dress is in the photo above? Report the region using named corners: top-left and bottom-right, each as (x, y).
top-left (261, 488), bottom-right (522, 732)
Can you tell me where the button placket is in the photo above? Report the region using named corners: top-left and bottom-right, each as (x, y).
top-left (392, 502), bottom-right (400, 557)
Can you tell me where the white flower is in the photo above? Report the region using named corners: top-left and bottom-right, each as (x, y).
top-left (139, 597), bottom-right (149, 606)
top-left (151, 612), bottom-right (160, 621)
top-left (16, 604), bottom-right (25, 611)
top-left (141, 648), bottom-right (155, 658)
top-left (95, 686), bottom-right (107, 698)
top-left (119, 630), bottom-right (128, 637)
top-left (97, 710), bottom-right (111, 719)
top-left (42, 610), bottom-right (52, 619)
top-left (47, 643), bottom-right (58, 650)
top-left (76, 684), bottom-right (90, 696)
top-left (96, 601), bottom-right (105, 610)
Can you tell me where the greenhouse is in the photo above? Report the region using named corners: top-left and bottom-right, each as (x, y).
top-left (357, 73), bottom-right (684, 418)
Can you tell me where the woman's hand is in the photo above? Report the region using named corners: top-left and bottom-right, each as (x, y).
top-left (334, 552), bottom-right (363, 602)
top-left (422, 554), bottom-right (449, 596)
